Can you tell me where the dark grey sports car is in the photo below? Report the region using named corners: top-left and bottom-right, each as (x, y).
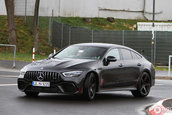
top-left (18, 43), bottom-right (155, 100)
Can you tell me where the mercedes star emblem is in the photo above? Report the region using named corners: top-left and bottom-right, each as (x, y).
top-left (37, 72), bottom-right (44, 81)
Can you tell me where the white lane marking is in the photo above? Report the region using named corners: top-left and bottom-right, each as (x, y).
top-left (0, 75), bottom-right (18, 78)
top-left (0, 84), bottom-right (17, 86)
top-left (156, 84), bottom-right (164, 86)
top-left (0, 68), bottom-right (20, 72)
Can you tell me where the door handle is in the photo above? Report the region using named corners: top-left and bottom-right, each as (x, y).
top-left (137, 63), bottom-right (141, 66)
top-left (119, 63), bottom-right (123, 67)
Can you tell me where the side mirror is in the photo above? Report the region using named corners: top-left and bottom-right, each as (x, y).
top-left (103, 56), bottom-right (117, 66)
top-left (107, 56), bottom-right (117, 62)
top-left (48, 53), bottom-right (54, 58)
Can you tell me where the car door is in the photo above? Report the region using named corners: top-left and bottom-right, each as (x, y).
top-left (100, 48), bottom-right (125, 89)
top-left (119, 48), bottom-right (141, 86)
top-left (130, 50), bottom-right (143, 82)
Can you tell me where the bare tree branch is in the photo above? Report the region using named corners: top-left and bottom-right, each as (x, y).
top-left (33, 0), bottom-right (40, 51)
top-left (5, 0), bottom-right (17, 46)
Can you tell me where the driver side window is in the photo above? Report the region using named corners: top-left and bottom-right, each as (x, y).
top-left (105, 49), bottom-right (120, 60)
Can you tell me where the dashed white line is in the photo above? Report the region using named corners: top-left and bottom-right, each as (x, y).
top-left (155, 84), bottom-right (164, 86)
top-left (0, 84), bottom-right (17, 86)
top-left (0, 68), bottom-right (20, 72)
top-left (0, 75), bottom-right (18, 78)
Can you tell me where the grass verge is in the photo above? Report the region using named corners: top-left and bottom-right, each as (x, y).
top-left (155, 66), bottom-right (172, 71)
top-left (0, 52), bottom-right (48, 62)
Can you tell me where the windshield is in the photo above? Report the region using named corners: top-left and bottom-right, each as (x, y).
top-left (54, 45), bottom-right (107, 60)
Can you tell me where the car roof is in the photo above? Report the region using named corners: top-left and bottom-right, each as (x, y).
top-left (72, 43), bottom-right (130, 49)
top-left (68, 43), bottom-right (144, 58)
top-left (72, 43), bottom-right (144, 58)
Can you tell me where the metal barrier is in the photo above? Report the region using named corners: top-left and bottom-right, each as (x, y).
top-left (168, 55), bottom-right (172, 76)
top-left (0, 44), bottom-right (16, 68)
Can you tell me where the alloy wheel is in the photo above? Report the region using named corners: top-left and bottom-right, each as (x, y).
top-left (140, 73), bottom-right (151, 96)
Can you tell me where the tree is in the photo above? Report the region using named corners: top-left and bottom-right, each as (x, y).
top-left (33, 0), bottom-right (40, 51)
top-left (5, 0), bottom-right (17, 46)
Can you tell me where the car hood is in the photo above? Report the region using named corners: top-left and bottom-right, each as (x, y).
top-left (22, 58), bottom-right (98, 71)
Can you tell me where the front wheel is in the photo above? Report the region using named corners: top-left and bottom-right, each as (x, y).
top-left (83, 73), bottom-right (97, 100)
top-left (131, 72), bottom-right (151, 97)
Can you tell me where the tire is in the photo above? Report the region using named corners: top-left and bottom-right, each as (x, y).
top-left (131, 72), bottom-right (151, 97)
top-left (83, 73), bottom-right (97, 100)
top-left (25, 92), bottom-right (39, 97)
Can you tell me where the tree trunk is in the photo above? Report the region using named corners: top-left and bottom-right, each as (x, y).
top-left (5, 0), bottom-right (17, 46)
top-left (33, 0), bottom-right (40, 51)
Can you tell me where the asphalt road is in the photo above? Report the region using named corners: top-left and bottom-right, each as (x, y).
top-left (0, 70), bottom-right (172, 115)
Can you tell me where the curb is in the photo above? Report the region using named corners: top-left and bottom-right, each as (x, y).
top-left (156, 76), bottom-right (172, 80)
top-left (148, 98), bottom-right (172, 115)
top-left (0, 60), bottom-right (30, 70)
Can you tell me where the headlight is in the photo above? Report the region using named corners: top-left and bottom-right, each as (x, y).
top-left (18, 71), bottom-right (26, 78)
top-left (62, 71), bottom-right (83, 77)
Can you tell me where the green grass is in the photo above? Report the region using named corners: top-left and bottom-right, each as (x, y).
top-left (53, 17), bottom-right (162, 30)
top-left (0, 16), bottom-right (9, 44)
top-left (155, 66), bottom-right (171, 71)
top-left (1, 16), bottom-right (146, 56)
top-left (53, 17), bottom-right (140, 30)
top-left (0, 16), bottom-right (53, 54)
top-left (0, 52), bottom-right (48, 62)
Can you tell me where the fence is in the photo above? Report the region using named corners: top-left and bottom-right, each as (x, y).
top-left (52, 21), bottom-right (172, 65)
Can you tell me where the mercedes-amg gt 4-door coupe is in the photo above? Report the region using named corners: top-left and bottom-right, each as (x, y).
top-left (18, 43), bottom-right (155, 100)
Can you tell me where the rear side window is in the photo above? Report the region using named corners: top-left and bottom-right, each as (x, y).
top-left (120, 49), bottom-right (132, 60)
top-left (131, 51), bottom-right (142, 59)
top-left (136, 53), bottom-right (142, 59)
top-left (131, 51), bottom-right (139, 59)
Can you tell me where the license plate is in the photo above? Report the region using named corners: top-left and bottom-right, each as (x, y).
top-left (32, 81), bottom-right (50, 87)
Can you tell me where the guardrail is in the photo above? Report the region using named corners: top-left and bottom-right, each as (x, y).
top-left (0, 44), bottom-right (16, 68)
top-left (168, 55), bottom-right (172, 76)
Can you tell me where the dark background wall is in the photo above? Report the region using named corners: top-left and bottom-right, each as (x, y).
top-left (52, 21), bottom-right (172, 65)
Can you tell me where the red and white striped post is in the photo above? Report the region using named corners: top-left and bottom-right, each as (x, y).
top-left (33, 48), bottom-right (35, 62)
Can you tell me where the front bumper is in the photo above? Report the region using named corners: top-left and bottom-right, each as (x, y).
top-left (18, 78), bottom-right (79, 94)
top-left (17, 70), bottom-right (86, 94)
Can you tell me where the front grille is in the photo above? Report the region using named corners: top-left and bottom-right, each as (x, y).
top-left (24, 71), bottom-right (61, 82)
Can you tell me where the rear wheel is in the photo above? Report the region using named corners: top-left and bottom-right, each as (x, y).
top-left (83, 73), bottom-right (97, 100)
top-left (131, 72), bottom-right (151, 97)
top-left (25, 92), bottom-right (39, 97)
